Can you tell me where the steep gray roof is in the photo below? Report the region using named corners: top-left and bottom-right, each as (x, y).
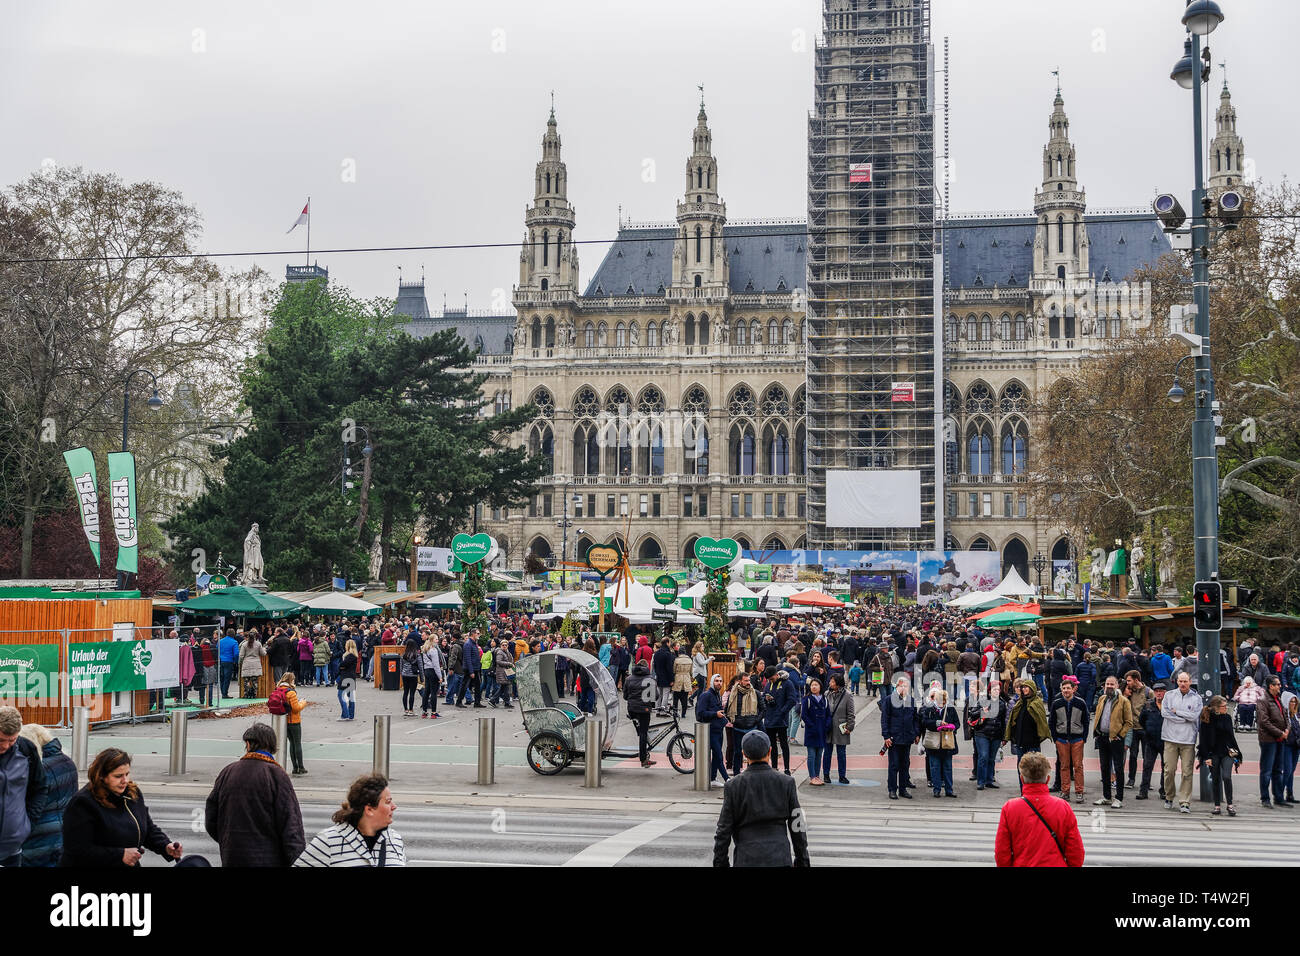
top-left (584, 222), bottom-right (806, 297)
top-left (394, 282), bottom-right (514, 355)
top-left (942, 212), bottom-right (1171, 289)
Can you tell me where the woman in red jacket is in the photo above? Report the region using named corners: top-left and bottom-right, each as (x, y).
top-left (994, 751), bottom-right (1085, 867)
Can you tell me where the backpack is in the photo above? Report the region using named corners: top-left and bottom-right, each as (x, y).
top-left (267, 685), bottom-right (290, 715)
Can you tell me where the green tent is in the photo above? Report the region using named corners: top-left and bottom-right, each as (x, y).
top-left (178, 586), bottom-right (304, 619)
top-left (978, 610), bottom-right (1043, 628)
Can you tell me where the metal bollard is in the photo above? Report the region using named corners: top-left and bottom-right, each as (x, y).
top-left (373, 714), bottom-right (391, 779)
top-left (71, 705), bottom-right (91, 772)
top-left (476, 717), bottom-right (495, 785)
top-left (270, 713), bottom-right (288, 768)
top-left (693, 721), bottom-right (711, 792)
top-left (583, 719), bottom-right (605, 789)
top-left (168, 709), bottom-right (188, 776)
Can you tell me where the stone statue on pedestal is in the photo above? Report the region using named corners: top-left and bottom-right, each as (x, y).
top-left (368, 535), bottom-right (384, 583)
top-left (1157, 527), bottom-right (1178, 598)
top-left (240, 523), bottom-right (267, 588)
top-left (1089, 548), bottom-right (1107, 595)
top-left (1130, 535), bottom-right (1147, 599)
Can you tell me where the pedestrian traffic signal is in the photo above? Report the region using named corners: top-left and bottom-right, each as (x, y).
top-left (1193, 580), bottom-right (1222, 631)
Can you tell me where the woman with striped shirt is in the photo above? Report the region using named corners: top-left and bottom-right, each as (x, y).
top-left (295, 774), bottom-right (405, 867)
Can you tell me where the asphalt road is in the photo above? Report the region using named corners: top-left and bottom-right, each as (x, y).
top-left (139, 794), bottom-right (1297, 867)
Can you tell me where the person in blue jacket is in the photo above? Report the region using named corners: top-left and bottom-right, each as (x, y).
top-left (1074, 654), bottom-right (1098, 710)
top-left (761, 667), bottom-right (798, 774)
top-left (696, 673), bottom-right (729, 787)
top-left (799, 679), bottom-right (831, 785)
top-left (217, 629), bottom-right (240, 699)
top-left (880, 676), bottom-right (920, 799)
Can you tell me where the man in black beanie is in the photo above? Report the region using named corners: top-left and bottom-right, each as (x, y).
top-left (712, 730), bottom-right (810, 867)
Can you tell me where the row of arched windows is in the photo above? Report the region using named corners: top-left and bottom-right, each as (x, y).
top-left (943, 380), bottom-right (1032, 478)
top-left (946, 312), bottom-right (1028, 342)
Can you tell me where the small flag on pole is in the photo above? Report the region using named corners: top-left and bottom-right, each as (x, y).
top-left (286, 201), bottom-right (309, 233)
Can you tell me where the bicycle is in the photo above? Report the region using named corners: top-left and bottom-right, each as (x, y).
top-left (645, 710), bottom-right (696, 774)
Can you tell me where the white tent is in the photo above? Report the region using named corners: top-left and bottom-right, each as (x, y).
top-left (679, 580), bottom-right (760, 602)
top-left (990, 568), bottom-right (1037, 599)
top-left (412, 590), bottom-right (464, 609)
top-left (300, 592), bottom-right (383, 616)
top-left (612, 577), bottom-right (704, 625)
top-left (946, 590), bottom-right (1005, 610)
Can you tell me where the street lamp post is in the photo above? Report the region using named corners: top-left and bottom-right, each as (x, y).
top-left (411, 535), bottom-right (421, 594)
top-left (1031, 552), bottom-right (1047, 593)
top-left (554, 484), bottom-right (578, 591)
top-left (119, 370), bottom-right (163, 590)
top-left (1167, 1), bottom-right (1225, 710)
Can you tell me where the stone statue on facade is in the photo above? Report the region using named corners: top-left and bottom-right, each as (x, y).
top-left (241, 523), bottom-right (266, 588)
top-left (630, 322), bottom-right (639, 347)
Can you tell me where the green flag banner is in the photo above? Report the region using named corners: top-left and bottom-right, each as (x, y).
top-left (0, 644), bottom-right (61, 699)
top-left (63, 447), bottom-right (102, 567)
top-left (107, 452), bottom-right (140, 574)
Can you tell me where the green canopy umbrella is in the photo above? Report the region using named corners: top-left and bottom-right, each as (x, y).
top-left (977, 610), bottom-right (1042, 628)
top-left (178, 586), bottom-right (304, 619)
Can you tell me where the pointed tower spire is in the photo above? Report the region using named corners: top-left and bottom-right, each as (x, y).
top-left (1033, 85), bottom-right (1088, 282)
top-left (516, 101), bottom-right (579, 299)
top-left (1208, 71), bottom-right (1246, 196)
top-left (672, 93), bottom-right (727, 294)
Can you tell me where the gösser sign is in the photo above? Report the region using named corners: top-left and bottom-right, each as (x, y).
top-left (693, 537), bottom-right (741, 570)
top-left (652, 574), bottom-right (679, 606)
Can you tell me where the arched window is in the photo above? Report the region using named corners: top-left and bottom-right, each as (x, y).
top-left (528, 537), bottom-right (552, 561)
top-left (980, 314), bottom-right (992, 340)
top-left (735, 320), bottom-right (748, 346)
top-left (1049, 306), bottom-right (1061, 339)
top-left (730, 424), bottom-right (756, 476)
top-left (572, 422), bottom-right (599, 476)
top-left (1014, 313), bottom-right (1027, 340)
top-left (765, 424), bottom-right (790, 476)
top-left (969, 537), bottom-right (991, 551)
top-left (530, 316), bottom-right (541, 348)
top-left (945, 315), bottom-right (958, 342)
top-left (544, 316), bottom-right (555, 348)
top-left (1110, 314), bottom-right (1122, 338)
top-left (1056, 215), bottom-right (1064, 254)
top-left (696, 166), bottom-right (703, 188)
top-left (793, 422), bottom-right (806, 476)
top-left (695, 225), bottom-right (703, 263)
top-left (542, 229), bottom-right (550, 266)
top-left (583, 322), bottom-right (595, 347)
top-left (637, 537), bottom-right (663, 565)
top-left (684, 421), bottom-right (710, 475)
top-left (528, 424), bottom-right (554, 474)
top-left (694, 274), bottom-right (701, 288)
top-left (965, 314), bottom-right (977, 341)
top-left (684, 313), bottom-right (696, 345)
top-left (649, 426), bottom-right (664, 476)
top-left (1000, 313), bottom-right (1011, 340)
top-left (768, 319), bottom-right (779, 345)
top-left (698, 313), bottom-right (709, 343)
top-left (968, 426), bottom-right (992, 475)
top-left (646, 321), bottom-right (659, 347)
top-left (616, 322), bottom-right (627, 347)
top-left (1001, 421), bottom-right (1027, 475)
top-left (782, 318), bottom-right (793, 344)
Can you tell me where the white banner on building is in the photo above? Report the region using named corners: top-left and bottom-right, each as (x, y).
top-left (144, 639), bottom-right (180, 691)
top-left (416, 547), bottom-right (452, 573)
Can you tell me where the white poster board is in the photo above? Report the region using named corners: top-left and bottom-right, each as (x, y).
top-left (825, 470), bottom-right (922, 528)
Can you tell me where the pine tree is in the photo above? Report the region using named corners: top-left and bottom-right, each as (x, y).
top-left (700, 566), bottom-right (731, 652)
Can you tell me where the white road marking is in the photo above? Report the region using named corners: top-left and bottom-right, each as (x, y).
top-left (562, 815), bottom-right (693, 867)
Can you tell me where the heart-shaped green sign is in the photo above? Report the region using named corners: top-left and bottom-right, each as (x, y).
top-left (694, 536), bottom-right (740, 570)
top-left (451, 532), bottom-right (494, 566)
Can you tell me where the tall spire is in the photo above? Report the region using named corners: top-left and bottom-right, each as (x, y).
top-left (672, 95), bottom-right (727, 293)
top-left (517, 104), bottom-right (578, 297)
top-left (1208, 73), bottom-right (1246, 195)
top-left (1033, 85), bottom-right (1088, 281)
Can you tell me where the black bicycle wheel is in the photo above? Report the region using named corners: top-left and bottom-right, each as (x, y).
top-left (666, 731), bottom-right (696, 774)
top-left (527, 733), bottom-right (572, 775)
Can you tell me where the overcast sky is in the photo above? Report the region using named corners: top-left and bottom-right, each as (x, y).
top-left (2, 0), bottom-right (1292, 306)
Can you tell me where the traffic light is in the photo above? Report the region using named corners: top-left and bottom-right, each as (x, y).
top-left (1193, 580), bottom-right (1222, 631)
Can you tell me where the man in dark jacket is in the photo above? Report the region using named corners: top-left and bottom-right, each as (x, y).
top-left (622, 661), bottom-right (657, 768)
top-left (205, 723), bottom-right (306, 866)
top-left (267, 629), bottom-right (293, 682)
top-left (1136, 682), bottom-right (1167, 800)
top-left (713, 731), bottom-right (810, 867)
top-left (456, 632), bottom-right (483, 708)
top-left (0, 706), bottom-right (44, 866)
top-left (651, 639), bottom-right (675, 716)
top-left (696, 673), bottom-right (729, 786)
top-left (880, 677), bottom-right (919, 799)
